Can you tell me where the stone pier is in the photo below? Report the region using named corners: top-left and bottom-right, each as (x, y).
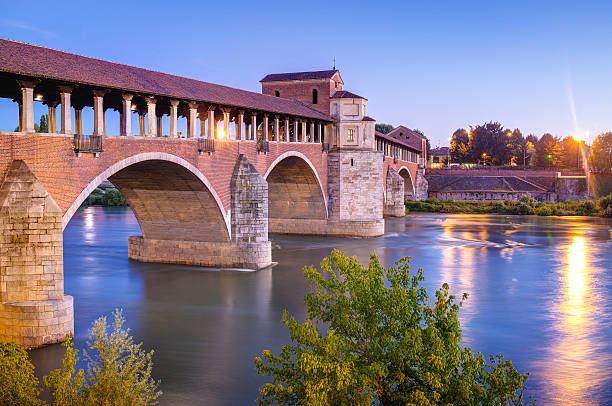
top-left (0, 161), bottom-right (73, 348)
top-left (383, 166), bottom-right (406, 217)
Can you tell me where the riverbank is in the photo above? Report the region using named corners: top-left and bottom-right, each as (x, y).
top-left (83, 187), bottom-right (127, 207)
top-left (405, 194), bottom-right (612, 217)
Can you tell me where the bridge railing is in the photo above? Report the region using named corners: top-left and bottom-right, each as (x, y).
top-left (198, 138), bottom-right (215, 155)
top-left (73, 134), bottom-right (103, 156)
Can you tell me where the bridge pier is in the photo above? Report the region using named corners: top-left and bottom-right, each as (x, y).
top-left (383, 166), bottom-right (406, 217)
top-left (0, 161), bottom-right (73, 348)
top-left (126, 154), bottom-right (271, 269)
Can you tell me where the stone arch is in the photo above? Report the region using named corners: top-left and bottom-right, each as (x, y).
top-left (264, 151), bottom-right (328, 221)
top-left (62, 152), bottom-right (230, 241)
top-left (398, 166), bottom-right (415, 200)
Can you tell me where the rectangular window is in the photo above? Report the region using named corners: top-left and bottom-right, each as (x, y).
top-left (347, 129), bottom-right (354, 142)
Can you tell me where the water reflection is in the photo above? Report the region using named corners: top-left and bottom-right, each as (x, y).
top-left (28, 209), bottom-right (612, 405)
top-left (541, 233), bottom-right (611, 404)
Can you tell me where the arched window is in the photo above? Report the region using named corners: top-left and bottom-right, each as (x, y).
top-left (275, 90), bottom-right (280, 97)
top-left (312, 89), bottom-right (318, 104)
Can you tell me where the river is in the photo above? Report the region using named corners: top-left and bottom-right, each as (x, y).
top-left (30, 206), bottom-right (612, 405)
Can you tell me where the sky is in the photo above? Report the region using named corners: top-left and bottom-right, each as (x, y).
top-left (1, 0), bottom-right (612, 146)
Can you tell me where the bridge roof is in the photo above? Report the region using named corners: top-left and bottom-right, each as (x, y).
top-left (0, 38), bottom-right (332, 121)
top-left (375, 125), bottom-right (424, 152)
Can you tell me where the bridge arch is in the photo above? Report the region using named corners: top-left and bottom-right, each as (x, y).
top-left (62, 152), bottom-right (230, 240)
top-left (264, 151), bottom-right (328, 222)
top-left (398, 166), bottom-right (415, 200)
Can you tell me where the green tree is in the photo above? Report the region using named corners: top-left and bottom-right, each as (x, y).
top-left (589, 132), bottom-right (612, 173)
top-left (450, 128), bottom-right (470, 163)
top-left (468, 122), bottom-right (510, 165)
top-left (102, 189), bottom-right (128, 206)
top-left (45, 310), bottom-right (162, 406)
top-left (35, 114), bottom-right (49, 133)
top-left (375, 124), bottom-right (394, 134)
top-left (535, 133), bottom-right (563, 167)
top-left (0, 342), bottom-right (46, 406)
top-left (255, 250), bottom-right (532, 406)
top-left (507, 129), bottom-right (525, 166)
top-left (561, 136), bottom-right (581, 168)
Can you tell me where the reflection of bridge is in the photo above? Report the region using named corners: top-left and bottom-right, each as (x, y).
top-left (0, 39), bottom-right (423, 348)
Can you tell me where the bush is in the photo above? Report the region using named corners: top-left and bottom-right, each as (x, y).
top-left (101, 189), bottom-right (127, 207)
top-left (45, 310), bottom-right (161, 406)
top-left (0, 342), bottom-right (45, 405)
top-left (598, 193), bottom-right (612, 211)
top-left (514, 202), bottom-right (534, 215)
top-left (534, 205), bottom-right (554, 216)
top-left (255, 250), bottom-right (533, 405)
top-left (603, 206), bottom-right (612, 218)
top-left (577, 200), bottom-right (596, 216)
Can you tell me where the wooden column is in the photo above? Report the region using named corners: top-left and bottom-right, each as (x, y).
top-left (301, 121), bottom-right (306, 142)
top-left (75, 109), bottom-right (83, 134)
top-left (47, 102), bottom-right (57, 133)
top-left (156, 115), bottom-right (162, 137)
top-left (293, 121), bottom-right (298, 142)
top-left (310, 122), bottom-right (315, 143)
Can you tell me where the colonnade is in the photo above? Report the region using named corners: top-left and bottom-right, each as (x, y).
top-left (12, 80), bottom-right (329, 143)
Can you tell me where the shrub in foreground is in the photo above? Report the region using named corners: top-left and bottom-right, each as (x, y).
top-left (255, 250), bottom-right (533, 405)
top-left (0, 310), bottom-right (161, 406)
top-left (0, 342), bottom-right (45, 405)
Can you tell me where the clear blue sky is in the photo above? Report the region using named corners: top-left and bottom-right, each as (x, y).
top-left (1, 0), bottom-right (611, 146)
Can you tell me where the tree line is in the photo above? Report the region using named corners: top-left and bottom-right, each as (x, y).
top-left (449, 122), bottom-right (611, 170)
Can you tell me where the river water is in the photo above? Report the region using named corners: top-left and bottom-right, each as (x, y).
top-left (30, 206), bottom-right (612, 405)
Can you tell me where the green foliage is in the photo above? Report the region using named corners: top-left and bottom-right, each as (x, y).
top-left (0, 341), bottom-right (46, 406)
top-left (589, 132), bottom-right (612, 173)
top-left (35, 114), bottom-right (49, 133)
top-left (44, 339), bottom-right (86, 406)
top-left (597, 194), bottom-right (612, 218)
top-left (450, 128), bottom-right (470, 163)
top-left (101, 189), bottom-right (127, 206)
top-left (255, 250), bottom-right (533, 406)
top-left (86, 188), bottom-right (128, 207)
top-left (375, 123), bottom-right (394, 134)
top-left (406, 197), bottom-right (610, 217)
top-left (535, 134), bottom-right (563, 167)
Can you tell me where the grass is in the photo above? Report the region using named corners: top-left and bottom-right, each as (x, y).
top-left (405, 194), bottom-right (612, 217)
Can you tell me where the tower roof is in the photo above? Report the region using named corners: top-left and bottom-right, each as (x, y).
top-left (330, 90), bottom-right (367, 100)
top-left (260, 70), bottom-right (340, 82)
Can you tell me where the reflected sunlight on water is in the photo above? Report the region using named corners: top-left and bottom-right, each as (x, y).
top-left (540, 232), bottom-right (610, 405)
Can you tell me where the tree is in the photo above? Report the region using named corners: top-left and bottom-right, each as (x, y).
top-left (0, 342), bottom-right (46, 406)
top-left (535, 133), bottom-right (563, 167)
top-left (375, 124), bottom-right (394, 134)
top-left (589, 132), bottom-right (612, 173)
top-left (468, 122), bottom-right (511, 165)
top-left (561, 136), bottom-right (581, 168)
top-left (35, 114), bottom-right (48, 133)
top-left (45, 310), bottom-right (162, 406)
top-left (508, 129), bottom-right (525, 166)
top-left (450, 128), bottom-right (470, 163)
top-left (255, 250), bottom-right (532, 406)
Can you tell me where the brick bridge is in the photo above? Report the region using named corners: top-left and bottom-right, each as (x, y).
top-left (0, 39), bottom-right (423, 348)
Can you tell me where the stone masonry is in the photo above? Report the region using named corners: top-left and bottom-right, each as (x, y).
top-left (383, 166), bottom-right (405, 217)
top-left (0, 160), bottom-right (73, 348)
top-left (128, 154), bottom-right (271, 270)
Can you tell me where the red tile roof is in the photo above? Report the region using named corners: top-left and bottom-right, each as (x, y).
top-left (260, 70), bottom-right (339, 82)
top-left (330, 90), bottom-right (366, 100)
top-left (362, 116), bottom-right (375, 121)
top-left (0, 38), bottom-right (331, 121)
top-left (375, 125), bottom-right (424, 152)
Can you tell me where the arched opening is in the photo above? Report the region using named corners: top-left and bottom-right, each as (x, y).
top-left (312, 89), bottom-right (318, 104)
top-left (265, 155), bottom-right (327, 223)
top-left (275, 90), bottom-right (280, 97)
top-left (63, 155), bottom-right (230, 242)
top-left (398, 167), bottom-right (415, 200)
